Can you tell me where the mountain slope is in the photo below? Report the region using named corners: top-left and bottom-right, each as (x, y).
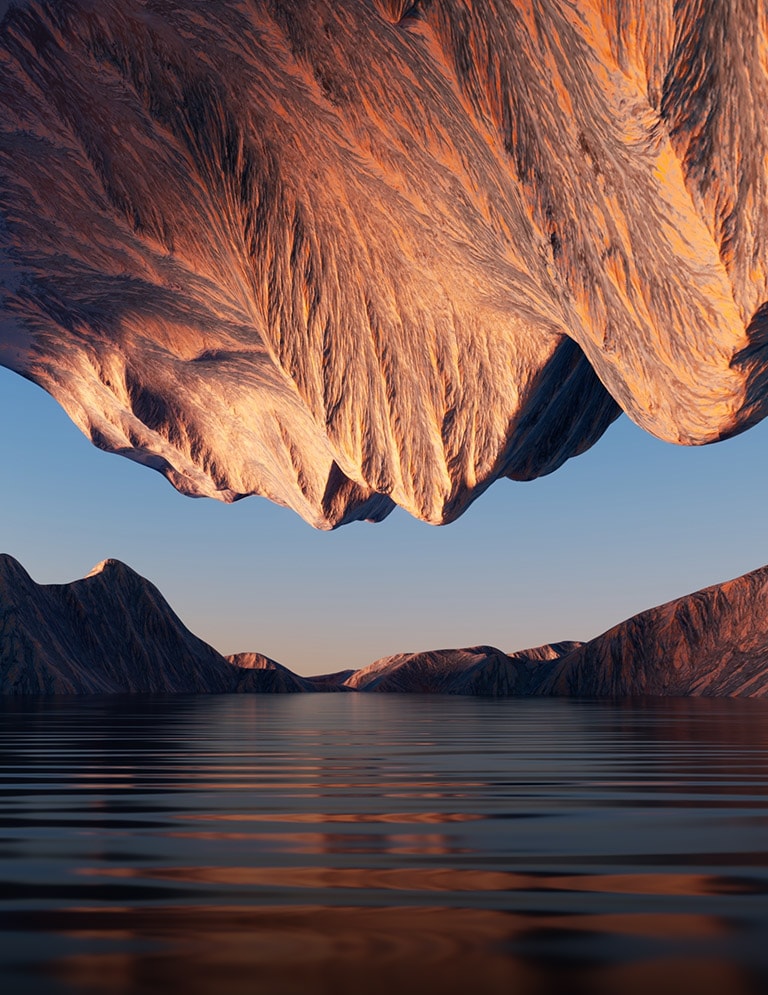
top-left (0, 555), bottom-right (302, 694)
top-left (538, 566), bottom-right (768, 698)
top-left (2, 1), bottom-right (767, 526)
top-left (227, 651), bottom-right (337, 693)
top-left (338, 569), bottom-right (768, 698)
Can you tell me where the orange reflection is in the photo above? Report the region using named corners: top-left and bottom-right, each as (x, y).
top-left (77, 863), bottom-right (749, 898)
top-left (43, 904), bottom-right (753, 995)
top-left (180, 811), bottom-right (482, 823)
top-left (167, 830), bottom-right (465, 856)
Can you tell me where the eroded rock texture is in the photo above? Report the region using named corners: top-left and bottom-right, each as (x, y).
top-left (539, 565), bottom-right (768, 697)
top-left (344, 642), bottom-right (580, 693)
top-left (4, 552), bottom-right (768, 696)
top-left (1, 1), bottom-right (768, 525)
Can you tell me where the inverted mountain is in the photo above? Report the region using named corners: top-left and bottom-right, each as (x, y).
top-left (2, 1), bottom-right (767, 526)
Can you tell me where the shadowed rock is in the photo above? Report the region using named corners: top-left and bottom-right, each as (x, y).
top-left (538, 567), bottom-right (768, 697)
top-left (2, 2), bottom-right (768, 526)
top-left (0, 555), bottom-right (306, 694)
top-left (4, 552), bottom-right (768, 697)
top-left (340, 570), bottom-right (768, 697)
top-left (343, 642), bottom-right (580, 694)
top-left (305, 669), bottom-right (358, 691)
top-left (227, 651), bottom-right (349, 692)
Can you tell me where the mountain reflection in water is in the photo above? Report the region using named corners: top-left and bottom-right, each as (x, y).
top-left (0, 694), bottom-right (767, 995)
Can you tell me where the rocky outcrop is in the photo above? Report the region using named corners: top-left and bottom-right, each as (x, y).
top-left (2, 2), bottom-right (768, 527)
top-left (0, 555), bottom-right (306, 694)
top-left (3, 553), bottom-right (768, 697)
top-left (538, 567), bottom-right (768, 697)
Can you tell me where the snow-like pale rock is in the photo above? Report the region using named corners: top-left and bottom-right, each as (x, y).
top-left (1, 1), bottom-right (768, 525)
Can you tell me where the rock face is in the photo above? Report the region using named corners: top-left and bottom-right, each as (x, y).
top-left (3, 553), bottom-right (768, 697)
top-left (227, 652), bottom-right (311, 693)
top-left (2, 2), bottom-right (768, 527)
top-left (538, 566), bottom-right (768, 698)
top-left (0, 555), bottom-right (305, 694)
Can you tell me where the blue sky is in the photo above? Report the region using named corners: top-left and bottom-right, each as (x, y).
top-left (1, 365), bottom-right (767, 675)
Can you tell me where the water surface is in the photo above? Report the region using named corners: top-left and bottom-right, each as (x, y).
top-left (1, 695), bottom-right (767, 994)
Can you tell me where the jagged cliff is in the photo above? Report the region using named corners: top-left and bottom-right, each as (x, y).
top-left (2, 1), bottom-right (768, 526)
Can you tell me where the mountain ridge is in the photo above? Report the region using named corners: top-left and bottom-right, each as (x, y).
top-left (0, 554), bottom-right (294, 694)
top-left (536, 566), bottom-right (768, 698)
top-left (2, 554), bottom-right (768, 697)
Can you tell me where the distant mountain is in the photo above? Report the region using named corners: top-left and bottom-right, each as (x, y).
top-left (0, 556), bottom-right (305, 695)
top-left (227, 652), bottom-right (311, 693)
top-left (226, 652), bottom-right (349, 693)
top-left (343, 643), bottom-right (580, 695)
top-left (339, 568), bottom-right (768, 698)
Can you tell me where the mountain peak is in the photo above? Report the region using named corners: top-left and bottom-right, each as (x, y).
top-left (0, 554), bottom-right (239, 694)
top-left (84, 558), bottom-right (134, 579)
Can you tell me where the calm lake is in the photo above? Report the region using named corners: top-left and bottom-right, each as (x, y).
top-left (0, 694), bottom-right (767, 995)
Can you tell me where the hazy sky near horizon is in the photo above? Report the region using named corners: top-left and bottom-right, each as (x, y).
top-left (2, 365), bottom-right (768, 675)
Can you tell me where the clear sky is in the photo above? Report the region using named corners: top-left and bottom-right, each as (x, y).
top-left (2, 364), bottom-right (767, 675)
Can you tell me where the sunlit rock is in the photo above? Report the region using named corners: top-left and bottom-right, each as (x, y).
top-left (227, 651), bottom-right (349, 692)
top-left (1, 1), bottom-right (768, 525)
top-left (343, 568), bottom-right (768, 697)
top-left (344, 643), bottom-right (580, 694)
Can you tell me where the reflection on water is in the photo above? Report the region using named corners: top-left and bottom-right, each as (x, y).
top-left (0, 695), bottom-right (767, 994)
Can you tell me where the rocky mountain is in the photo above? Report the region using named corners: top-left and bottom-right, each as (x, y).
top-left (344, 642), bottom-right (581, 694)
top-left (3, 553), bottom-right (768, 697)
top-left (2, 2), bottom-right (768, 527)
top-left (343, 568), bottom-right (768, 697)
top-left (227, 652), bottom-right (350, 693)
top-left (226, 652), bottom-right (313, 693)
top-left (537, 566), bottom-right (768, 698)
top-left (0, 555), bottom-right (305, 694)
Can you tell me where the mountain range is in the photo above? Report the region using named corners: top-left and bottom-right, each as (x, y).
top-left (2, 553), bottom-right (767, 697)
